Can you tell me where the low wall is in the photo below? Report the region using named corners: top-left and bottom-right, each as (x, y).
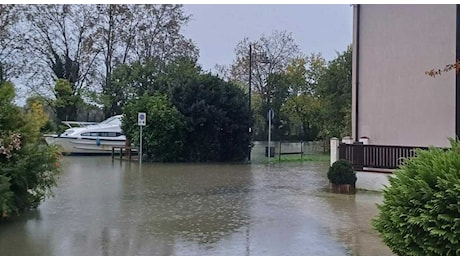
top-left (356, 171), bottom-right (392, 191)
top-left (251, 141), bottom-right (326, 162)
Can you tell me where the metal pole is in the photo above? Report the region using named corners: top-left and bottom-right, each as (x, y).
top-left (139, 125), bottom-right (142, 164)
top-left (248, 44), bottom-right (252, 162)
top-left (268, 109), bottom-right (271, 163)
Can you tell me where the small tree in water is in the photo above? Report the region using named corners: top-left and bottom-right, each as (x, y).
top-left (0, 81), bottom-right (61, 219)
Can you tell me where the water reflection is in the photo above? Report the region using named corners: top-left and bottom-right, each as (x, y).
top-left (0, 157), bottom-right (391, 255)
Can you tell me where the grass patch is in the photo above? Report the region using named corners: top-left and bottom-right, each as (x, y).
top-left (251, 153), bottom-right (330, 164)
top-left (277, 153), bottom-right (330, 163)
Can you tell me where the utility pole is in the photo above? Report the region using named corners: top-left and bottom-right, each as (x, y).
top-left (248, 44), bottom-right (253, 162)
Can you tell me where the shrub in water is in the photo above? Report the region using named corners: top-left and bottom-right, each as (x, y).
top-left (327, 159), bottom-right (356, 185)
top-left (373, 139), bottom-right (460, 256)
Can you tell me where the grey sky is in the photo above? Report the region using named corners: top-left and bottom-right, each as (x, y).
top-left (181, 4), bottom-right (353, 72)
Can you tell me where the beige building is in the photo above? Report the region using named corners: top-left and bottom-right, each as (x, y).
top-left (352, 4), bottom-right (458, 148)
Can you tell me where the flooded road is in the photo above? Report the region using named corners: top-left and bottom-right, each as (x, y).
top-left (0, 157), bottom-right (392, 255)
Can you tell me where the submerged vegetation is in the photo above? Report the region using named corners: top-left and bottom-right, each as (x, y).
top-left (0, 81), bottom-right (61, 219)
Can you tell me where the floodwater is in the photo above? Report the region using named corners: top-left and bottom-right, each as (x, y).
top-left (0, 157), bottom-right (393, 256)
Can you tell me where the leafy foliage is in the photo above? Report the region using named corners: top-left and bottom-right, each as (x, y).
top-left (116, 58), bottom-right (251, 162)
top-left (327, 159), bottom-right (356, 185)
top-left (0, 81), bottom-right (61, 219)
top-left (53, 79), bottom-right (83, 121)
top-left (103, 59), bottom-right (163, 116)
top-left (170, 73), bottom-right (251, 162)
top-left (255, 72), bottom-right (290, 140)
top-left (122, 94), bottom-right (185, 162)
top-left (317, 46), bottom-right (352, 140)
top-left (425, 59), bottom-right (460, 78)
top-left (281, 95), bottom-right (321, 141)
top-left (373, 139), bottom-right (460, 256)
top-left (228, 36), bottom-right (351, 142)
top-left (1, 4), bottom-right (197, 124)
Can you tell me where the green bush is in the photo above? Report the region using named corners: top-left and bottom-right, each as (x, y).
top-left (327, 159), bottom-right (356, 185)
top-left (1, 81), bottom-right (61, 219)
top-left (170, 72), bottom-right (251, 162)
top-left (373, 139), bottom-right (460, 256)
top-left (122, 93), bottom-right (186, 162)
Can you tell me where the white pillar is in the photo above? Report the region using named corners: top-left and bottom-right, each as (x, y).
top-left (342, 136), bottom-right (353, 144)
top-left (330, 137), bottom-right (339, 166)
top-left (359, 136), bottom-right (369, 144)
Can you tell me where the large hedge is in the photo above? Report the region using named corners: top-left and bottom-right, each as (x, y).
top-left (373, 139), bottom-right (460, 255)
top-left (170, 73), bottom-right (250, 162)
top-left (1, 81), bottom-right (61, 219)
top-left (116, 58), bottom-right (251, 162)
top-left (122, 94), bottom-right (186, 162)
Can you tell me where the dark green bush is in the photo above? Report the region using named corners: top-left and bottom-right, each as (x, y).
top-left (170, 73), bottom-right (250, 162)
top-left (327, 159), bottom-right (356, 185)
top-left (373, 139), bottom-right (460, 256)
top-left (1, 81), bottom-right (61, 218)
top-left (122, 93), bottom-right (186, 162)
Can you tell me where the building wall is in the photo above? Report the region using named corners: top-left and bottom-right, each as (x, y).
top-left (353, 5), bottom-right (456, 147)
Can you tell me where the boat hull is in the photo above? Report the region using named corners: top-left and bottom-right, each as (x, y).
top-left (45, 136), bottom-right (126, 155)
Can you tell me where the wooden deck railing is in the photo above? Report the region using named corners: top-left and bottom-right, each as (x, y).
top-left (338, 142), bottom-right (429, 170)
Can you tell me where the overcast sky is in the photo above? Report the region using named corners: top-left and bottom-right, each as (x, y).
top-left (181, 4), bottom-right (353, 73)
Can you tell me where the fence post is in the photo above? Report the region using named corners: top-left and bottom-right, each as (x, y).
top-left (279, 140), bottom-right (282, 161)
top-left (301, 140), bottom-right (303, 159)
top-left (330, 137), bottom-right (339, 166)
top-left (353, 141), bottom-right (364, 170)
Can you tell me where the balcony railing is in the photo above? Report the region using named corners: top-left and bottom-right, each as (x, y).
top-left (338, 142), bottom-right (429, 170)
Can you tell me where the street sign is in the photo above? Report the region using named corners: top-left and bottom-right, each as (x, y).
top-left (267, 109), bottom-right (274, 120)
top-left (138, 112), bottom-right (146, 126)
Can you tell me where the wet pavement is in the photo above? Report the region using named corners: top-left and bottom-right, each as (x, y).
top-left (0, 157), bottom-right (393, 255)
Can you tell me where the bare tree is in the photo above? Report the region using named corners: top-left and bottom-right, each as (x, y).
top-left (134, 4), bottom-right (198, 63)
top-left (229, 30), bottom-right (301, 102)
top-left (95, 4), bottom-right (198, 117)
top-left (20, 4), bottom-right (100, 120)
top-left (3, 4), bottom-right (198, 119)
top-left (0, 4), bottom-right (22, 81)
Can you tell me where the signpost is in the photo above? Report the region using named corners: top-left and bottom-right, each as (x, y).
top-left (267, 109), bottom-right (274, 163)
top-left (138, 112), bottom-right (146, 164)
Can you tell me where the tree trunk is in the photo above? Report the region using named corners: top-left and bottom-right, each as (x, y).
top-left (329, 183), bottom-right (356, 194)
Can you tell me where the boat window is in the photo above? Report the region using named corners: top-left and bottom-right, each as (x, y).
top-left (81, 132), bottom-right (123, 137)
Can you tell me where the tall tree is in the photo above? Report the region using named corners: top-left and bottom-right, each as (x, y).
top-left (279, 54), bottom-right (326, 140)
top-left (20, 5), bottom-right (100, 120)
top-left (103, 58), bottom-right (164, 116)
top-left (229, 30), bottom-right (301, 140)
top-left (0, 4), bottom-right (21, 80)
top-left (170, 72), bottom-right (251, 162)
top-left (133, 5), bottom-right (198, 63)
top-left (230, 30), bottom-right (301, 99)
top-left (317, 45), bottom-right (352, 140)
top-left (53, 79), bottom-right (83, 122)
top-left (94, 4), bottom-right (198, 117)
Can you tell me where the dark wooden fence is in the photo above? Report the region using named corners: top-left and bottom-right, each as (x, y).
top-left (338, 142), bottom-right (429, 170)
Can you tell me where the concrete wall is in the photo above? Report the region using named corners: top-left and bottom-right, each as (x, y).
top-left (356, 171), bottom-right (392, 192)
top-left (250, 141), bottom-right (326, 162)
top-left (353, 5), bottom-right (456, 147)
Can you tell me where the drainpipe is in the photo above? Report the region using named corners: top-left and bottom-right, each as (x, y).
top-left (355, 4), bottom-right (361, 142)
top-left (456, 4), bottom-right (460, 138)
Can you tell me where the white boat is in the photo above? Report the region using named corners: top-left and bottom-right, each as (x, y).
top-left (44, 115), bottom-right (126, 155)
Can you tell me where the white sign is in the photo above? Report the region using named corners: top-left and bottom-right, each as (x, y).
top-left (138, 112), bottom-right (146, 126)
top-left (267, 109), bottom-right (274, 120)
